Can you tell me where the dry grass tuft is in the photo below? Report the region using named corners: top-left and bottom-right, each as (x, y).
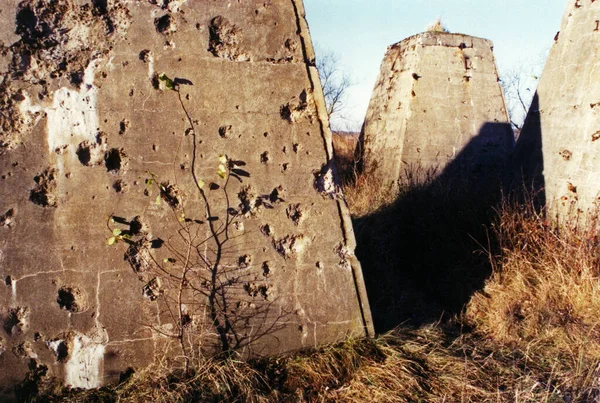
top-left (427, 18), bottom-right (449, 33)
top-left (465, 198), bottom-right (600, 401)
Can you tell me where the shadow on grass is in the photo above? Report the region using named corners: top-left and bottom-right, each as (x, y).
top-left (353, 122), bottom-right (516, 332)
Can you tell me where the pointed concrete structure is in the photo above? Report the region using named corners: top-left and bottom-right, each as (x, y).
top-left (515, 0), bottom-right (600, 223)
top-left (360, 31), bottom-right (513, 191)
top-left (0, 0), bottom-right (372, 397)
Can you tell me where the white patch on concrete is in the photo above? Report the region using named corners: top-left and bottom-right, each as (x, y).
top-left (18, 93), bottom-right (43, 128)
top-left (65, 326), bottom-right (108, 389)
top-left (315, 165), bottom-right (339, 198)
top-left (167, 0), bottom-right (187, 13)
top-left (11, 281), bottom-right (17, 306)
top-left (46, 61), bottom-right (100, 156)
top-left (46, 339), bottom-right (64, 359)
top-left (147, 53), bottom-right (155, 81)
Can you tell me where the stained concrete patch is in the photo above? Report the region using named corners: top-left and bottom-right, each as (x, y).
top-left (0, 0), bottom-right (372, 396)
top-left (361, 31), bottom-right (513, 192)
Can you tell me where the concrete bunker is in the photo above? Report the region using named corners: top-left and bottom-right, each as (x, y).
top-left (0, 0), bottom-right (372, 397)
top-left (360, 31), bottom-right (513, 194)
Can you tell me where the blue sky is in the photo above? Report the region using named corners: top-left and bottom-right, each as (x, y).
top-left (303, 0), bottom-right (566, 130)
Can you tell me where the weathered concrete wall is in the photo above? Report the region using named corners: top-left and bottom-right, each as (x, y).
top-left (0, 0), bottom-right (373, 398)
top-left (361, 32), bottom-right (513, 188)
top-left (514, 0), bottom-right (600, 222)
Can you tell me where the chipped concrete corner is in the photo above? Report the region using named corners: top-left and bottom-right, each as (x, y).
top-left (360, 31), bottom-right (513, 191)
top-left (514, 0), bottom-right (600, 224)
top-left (0, 0), bottom-right (373, 398)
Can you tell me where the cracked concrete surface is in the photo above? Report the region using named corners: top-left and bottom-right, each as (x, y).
top-left (0, 0), bottom-right (373, 398)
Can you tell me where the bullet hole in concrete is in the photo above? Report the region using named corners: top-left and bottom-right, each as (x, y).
top-left (5, 276), bottom-right (12, 286)
top-left (129, 216), bottom-right (147, 235)
top-left (282, 146), bottom-right (287, 154)
top-left (262, 261), bottom-right (271, 277)
top-left (263, 132), bottom-right (269, 137)
top-left (3, 307), bottom-right (30, 335)
top-left (77, 133), bottom-right (107, 166)
top-left (46, 339), bottom-right (68, 362)
top-left (30, 168), bottom-right (58, 208)
top-left (411, 90), bottom-right (416, 97)
top-left (239, 186), bottom-right (285, 216)
top-left (273, 234), bottom-right (308, 259)
top-left (316, 261), bottom-right (324, 270)
top-left (105, 148), bottom-right (128, 173)
top-left (152, 144), bottom-right (158, 151)
top-left (261, 224), bottom-right (274, 236)
top-left (280, 90), bottom-right (314, 123)
top-left (34, 332), bottom-right (43, 342)
top-left (238, 186), bottom-right (257, 215)
top-left (244, 282), bottom-right (271, 300)
top-left (286, 204), bottom-right (304, 226)
top-left (238, 254), bottom-right (252, 269)
top-left (112, 180), bottom-right (128, 193)
top-left (282, 163), bottom-right (289, 172)
top-left (592, 131), bottom-right (600, 142)
top-left (125, 238), bottom-right (153, 273)
top-left (12, 342), bottom-right (35, 359)
top-left (568, 182), bottom-right (577, 194)
top-left (154, 14), bottom-right (175, 34)
top-left (151, 73), bottom-right (160, 89)
top-left (269, 186), bottom-right (285, 204)
top-left (260, 151), bottom-right (270, 163)
top-left (412, 73), bottom-right (421, 80)
top-left (57, 287), bottom-right (88, 313)
top-left (219, 125), bottom-right (232, 139)
top-left (463, 75), bottom-right (471, 82)
top-left (119, 119), bottom-right (130, 135)
top-left (151, 238), bottom-right (164, 248)
top-left (591, 103), bottom-right (600, 109)
top-left (464, 56), bottom-right (472, 70)
top-left (1, 208), bottom-right (15, 228)
top-left (69, 69), bottom-right (84, 88)
top-left (16, 6), bottom-right (37, 37)
top-left (129, 88), bottom-right (134, 97)
top-left (142, 277), bottom-right (162, 301)
top-left (458, 42), bottom-right (467, 50)
top-left (293, 143), bottom-right (300, 153)
top-left (159, 182), bottom-right (181, 208)
top-left (314, 164), bottom-right (338, 198)
top-left (208, 16), bottom-right (249, 61)
top-left (335, 243), bottom-right (353, 271)
top-left (54, 144), bottom-right (69, 155)
top-left (559, 149), bottom-right (572, 161)
top-left (139, 49), bottom-right (152, 62)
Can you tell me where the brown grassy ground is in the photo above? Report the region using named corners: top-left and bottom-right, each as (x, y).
top-left (30, 158), bottom-right (600, 402)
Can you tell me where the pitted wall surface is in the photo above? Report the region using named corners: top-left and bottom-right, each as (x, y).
top-left (0, 0), bottom-right (373, 397)
top-left (515, 0), bottom-right (600, 221)
top-left (361, 32), bottom-right (512, 188)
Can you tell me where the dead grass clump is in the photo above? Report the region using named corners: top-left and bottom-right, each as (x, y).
top-left (342, 170), bottom-right (397, 217)
top-left (331, 131), bottom-right (360, 185)
top-left (427, 18), bottom-right (449, 33)
top-left (466, 198), bottom-right (600, 400)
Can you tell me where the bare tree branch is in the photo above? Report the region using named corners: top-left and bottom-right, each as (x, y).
top-left (316, 49), bottom-right (353, 124)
